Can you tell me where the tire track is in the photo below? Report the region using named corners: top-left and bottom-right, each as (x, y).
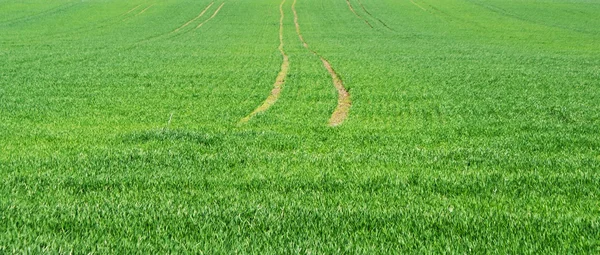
top-left (345, 0), bottom-right (373, 28)
top-left (196, 3), bottom-right (225, 29)
top-left (293, 0), bottom-right (351, 126)
top-left (463, 0), bottom-right (594, 35)
top-left (121, 4), bottom-right (145, 21)
top-left (415, 0), bottom-right (486, 29)
top-left (356, 0), bottom-right (394, 31)
top-left (126, 2), bottom-right (219, 49)
top-left (173, 2), bottom-right (214, 33)
top-left (240, 0), bottom-right (289, 124)
top-left (0, 1), bottom-right (81, 26)
top-left (136, 4), bottom-right (154, 16)
top-left (410, 0), bottom-right (427, 11)
top-left (9, 3), bottom-right (132, 41)
top-left (63, 4), bottom-right (150, 38)
top-left (28, 2), bottom-right (179, 44)
top-left (123, 4), bottom-right (143, 15)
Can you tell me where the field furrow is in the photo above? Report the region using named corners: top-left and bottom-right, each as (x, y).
top-left (240, 0), bottom-right (289, 124)
top-left (196, 2), bottom-right (225, 29)
top-left (293, 0), bottom-right (352, 126)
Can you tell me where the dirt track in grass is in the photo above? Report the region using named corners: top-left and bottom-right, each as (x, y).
top-left (239, 0), bottom-right (289, 124)
top-left (293, 0), bottom-right (351, 126)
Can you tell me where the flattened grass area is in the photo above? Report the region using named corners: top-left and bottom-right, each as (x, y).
top-left (1, 0), bottom-right (599, 253)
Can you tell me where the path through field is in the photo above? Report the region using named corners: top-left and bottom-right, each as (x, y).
top-left (293, 0), bottom-right (351, 126)
top-left (123, 4), bottom-right (143, 16)
top-left (240, 0), bottom-right (289, 123)
top-left (2, 0), bottom-right (600, 253)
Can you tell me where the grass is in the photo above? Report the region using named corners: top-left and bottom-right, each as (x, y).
top-left (1, 0), bottom-right (599, 253)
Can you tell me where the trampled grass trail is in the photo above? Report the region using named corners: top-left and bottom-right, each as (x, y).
top-left (239, 0), bottom-right (289, 124)
top-left (345, 0), bottom-right (373, 28)
top-left (196, 3), bottom-right (225, 29)
top-left (293, 0), bottom-right (351, 126)
top-left (173, 2), bottom-right (214, 33)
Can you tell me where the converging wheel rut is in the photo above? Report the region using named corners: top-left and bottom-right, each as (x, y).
top-left (196, 3), bottom-right (225, 29)
top-left (356, 0), bottom-right (394, 31)
top-left (346, 0), bottom-right (373, 28)
top-left (239, 0), bottom-right (352, 126)
top-left (173, 2), bottom-right (214, 33)
top-left (293, 0), bottom-right (351, 126)
top-left (239, 0), bottom-right (289, 124)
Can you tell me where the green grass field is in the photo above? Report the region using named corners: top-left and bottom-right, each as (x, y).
top-left (1, 0), bottom-right (599, 253)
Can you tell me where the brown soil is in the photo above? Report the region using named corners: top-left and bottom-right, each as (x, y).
top-left (320, 58), bottom-right (351, 126)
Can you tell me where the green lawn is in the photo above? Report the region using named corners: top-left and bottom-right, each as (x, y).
top-left (1, 0), bottom-right (599, 253)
